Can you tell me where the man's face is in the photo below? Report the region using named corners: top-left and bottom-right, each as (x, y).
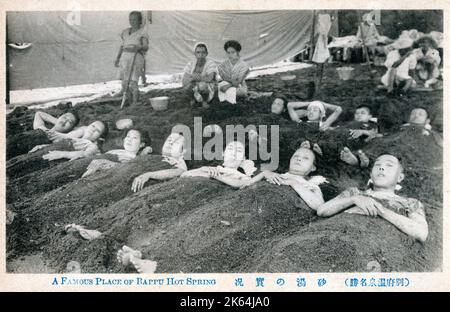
top-left (354, 107), bottom-right (372, 123)
top-left (54, 113), bottom-right (77, 133)
top-left (409, 108), bottom-right (428, 126)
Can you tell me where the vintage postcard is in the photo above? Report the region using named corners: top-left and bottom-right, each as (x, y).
top-left (0, 0), bottom-right (448, 294)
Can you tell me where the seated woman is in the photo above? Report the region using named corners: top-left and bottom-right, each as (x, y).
top-left (317, 154), bottom-right (428, 242)
top-left (6, 120), bottom-right (108, 179)
top-left (182, 42), bottom-right (218, 109)
top-left (7, 109), bottom-right (80, 159)
top-left (115, 141), bottom-right (332, 273)
top-left (287, 100), bottom-right (342, 131)
top-left (413, 36), bottom-right (441, 89)
top-left (217, 40), bottom-right (250, 104)
top-left (131, 132), bottom-right (188, 192)
top-left (181, 141), bottom-right (263, 188)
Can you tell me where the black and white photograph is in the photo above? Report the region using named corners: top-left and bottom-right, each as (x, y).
top-left (1, 1), bottom-right (446, 290)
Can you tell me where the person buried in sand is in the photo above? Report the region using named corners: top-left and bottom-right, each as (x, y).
top-left (340, 105), bottom-right (379, 167)
top-left (182, 42), bottom-right (218, 109)
top-left (270, 94), bottom-right (291, 119)
top-left (82, 128), bottom-right (152, 177)
top-left (317, 154), bottom-right (428, 242)
top-left (131, 132), bottom-right (188, 192)
top-left (30, 120), bottom-right (109, 162)
top-left (257, 141), bottom-right (328, 211)
top-left (181, 141), bottom-right (265, 188)
top-left (401, 107), bottom-right (442, 147)
top-left (287, 100), bottom-right (342, 131)
top-left (217, 40), bottom-right (250, 104)
top-left (7, 109), bottom-right (80, 159)
top-left (114, 11), bottom-right (149, 106)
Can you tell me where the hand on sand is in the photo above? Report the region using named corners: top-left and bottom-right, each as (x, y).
top-left (349, 129), bottom-right (365, 139)
top-left (6, 209), bottom-right (16, 225)
top-left (340, 147), bottom-right (359, 166)
top-left (29, 144), bottom-right (50, 154)
top-left (263, 171), bottom-right (285, 185)
top-left (132, 173), bottom-right (152, 193)
top-left (351, 195), bottom-right (383, 217)
top-left (205, 167), bottom-right (220, 179)
top-left (43, 151), bottom-right (65, 161)
top-left (47, 129), bottom-right (67, 142)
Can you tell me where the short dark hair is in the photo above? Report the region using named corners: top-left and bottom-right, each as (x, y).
top-left (355, 105), bottom-right (372, 114)
top-left (195, 43), bottom-right (208, 53)
top-left (66, 109), bottom-right (80, 127)
top-left (273, 94), bottom-right (288, 108)
top-left (224, 40), bottom-right (242, 53)
top-left (413, 36), bottom-right (438, 50)
top-left (375, 153), bottom-right (403, 173)
top-left (412, 107), bottom-right (429, 118)
top-left (123, 127), bottom-right (152, 148)
top-left (129, 11), bottom-right (143, 25)
top-left (99, 121), bottom-right (109, 139)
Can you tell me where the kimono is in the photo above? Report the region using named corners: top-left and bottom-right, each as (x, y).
top-left (218, 59), bottom-right (250, 104)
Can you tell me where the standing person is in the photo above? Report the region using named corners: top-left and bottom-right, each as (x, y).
top-left (311, 13), bottom-right (332, 95)
top-left (115, 11), bottom-right (149, 106)
top-left (217, 40), bottom-right (250, 104)
top-left (182, 42), bottom-right (219, 109)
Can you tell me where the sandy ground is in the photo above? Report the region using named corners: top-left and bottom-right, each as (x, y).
top-left (5, 62), bottom-right (443, 273)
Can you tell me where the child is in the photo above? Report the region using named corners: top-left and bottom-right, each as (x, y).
top-left (82, 128), bottom-right (151, 177)
top-left (318, 154), bottom-right (428, 242)
top-left (115, 11), bottom-right (149, 106)
top-left (287, 100), bottom-right (342, 131)
top-left (131, 133), bottom-right (188, 192)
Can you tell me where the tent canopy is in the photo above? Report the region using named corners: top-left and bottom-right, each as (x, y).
top-left (7, 10), bottom-right (335, 90)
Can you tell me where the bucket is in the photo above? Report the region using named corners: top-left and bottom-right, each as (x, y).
top-left (336, 67), bottom-right (354, 80)
top-left (149, 96), bottom-right (169, 111)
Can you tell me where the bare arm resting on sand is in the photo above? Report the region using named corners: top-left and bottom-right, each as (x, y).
top-left (287, 102), bottom-right (311, 122)
top-left (317, 195), bottom-right (381, 217)
top-left (47, 127), bottom-right (86, 142)
top-left (33, 111), bottom-right (58, 130)
top-left (42, 144), bottom-right (99, 161)
top-left (377, 205), bottom-right (428, 242)
top-left (216, 172), bottom-right (265, 189)
top-left (132, 168), bottom-right (186, 192)
top-left (282, 178), bottom-right (325, 210)
top-left (320, 102), bottom-right (342, 131)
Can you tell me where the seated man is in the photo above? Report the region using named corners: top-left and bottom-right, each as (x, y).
top-left (413, 36), bottom-right (441, 89)
top-left (7, 110), bottom-right (80, 159)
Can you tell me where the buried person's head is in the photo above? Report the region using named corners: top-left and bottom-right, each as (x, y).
top-left (307, 101), bottom-right (326, 122)
top-left (354, 105), bottom-right (373, 123)
top-left (162, 133), bottom-right (186, 159)
top-left (288, 147), bottom-right (317, 177)
top-left (123, 128), bottom-right (151, 155)
top-left (53, 111), bottom-right (79, 133)
top-left (82, 121), bottom-right (108, 142)
top-left (222, 141), bottom-right (246, 169)
top-left (369, 154), bottom-right (404, 192)
top-left (271, 95), bottom-right (288, 115)
top-left (408, 108), bottom-right (430, 126)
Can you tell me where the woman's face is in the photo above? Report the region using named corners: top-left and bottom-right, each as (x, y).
top-left (419, 39), bottom-right (431, 51)
top-left (370, 155), bottom-right (402, 189)
top-left (289, 148), bottom-right (315, 176)
top-left (409, 108), bottom-right (428, 125)
top-left (83, 121), bottom-right (105, 142)
top-left (123, 130), bottom-right (143, 154)
top-left (195, 46), bottom-right (208, 60)
top-left (223, 142), bottom-right (245, 169)
top-left (226, 47), bottom-right (239, 62)
top-left (54, 113), bottom-right (77, 133)
top-left (271, 98), bottom-right (285, 115)
top-left (307, 105), bottom-right (322, 121)
top-left (162, 134), bottom-right (185, 159)
top-left (129, 13), bottom-right (141, 28)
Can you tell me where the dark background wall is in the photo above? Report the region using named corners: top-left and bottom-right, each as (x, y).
top-left (338, 10), bottom-right (443, 38)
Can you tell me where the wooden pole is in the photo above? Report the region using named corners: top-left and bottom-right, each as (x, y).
top-left (309, 10), bottom-right (316, 61)
top-left (357, 10), bottom-right (372, 70)
top-left (120, 51), bottom-right (138, 109)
